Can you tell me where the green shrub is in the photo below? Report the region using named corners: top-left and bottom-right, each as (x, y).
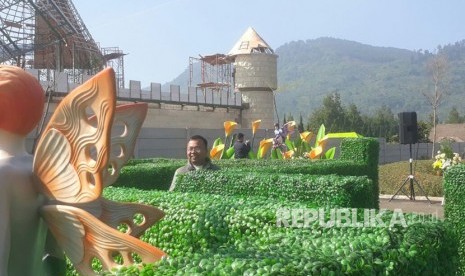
top-left (444, 164), bottom-right (465, 274)
top-left (340, 137), bottom-right (379, 208)
top-left (88, 188), bottom-right (456, 275)
top-left (113, 162), bottom-right (182, 190)
top-left (115, 138), bottom-right (380, 207)
top-left (174, 170), bottom-right (375, 208)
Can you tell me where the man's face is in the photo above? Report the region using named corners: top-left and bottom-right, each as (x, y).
top-left (186, 139), bottom-right (208, 166)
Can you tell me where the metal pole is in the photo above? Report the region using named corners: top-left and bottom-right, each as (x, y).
top-left (408, 143), bottom-right (415, 200)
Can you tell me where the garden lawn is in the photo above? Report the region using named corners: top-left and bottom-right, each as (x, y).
top-left (379, 160), bottom-right (444, 197)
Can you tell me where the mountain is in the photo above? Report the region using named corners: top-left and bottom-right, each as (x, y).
top-left (168, 37), bottom-right (465, 122)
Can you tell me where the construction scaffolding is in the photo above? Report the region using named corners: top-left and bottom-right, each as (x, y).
top-left (102, 47), bottom-right (126, 88)
top-left (0, 0), bottom-right (124, 85)
top-left (189, 53), bottom-right (234, 95)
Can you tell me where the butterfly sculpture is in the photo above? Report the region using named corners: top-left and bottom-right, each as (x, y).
top-left (272, 121), bottom-right (295, 151)
top-left (0, 65), bottom-right (166, 275)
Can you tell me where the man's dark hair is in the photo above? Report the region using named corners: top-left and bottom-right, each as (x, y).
top-left (190, 135), bottom-right (208, 148)
top-left (237, 133), bottom-right (244, 139)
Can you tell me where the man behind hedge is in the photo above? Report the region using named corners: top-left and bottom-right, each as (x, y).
top-left (169, 135), bottom-right (220, 191)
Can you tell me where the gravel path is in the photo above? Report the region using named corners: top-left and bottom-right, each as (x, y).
top-left (379, 195), bottom-right (444, 219)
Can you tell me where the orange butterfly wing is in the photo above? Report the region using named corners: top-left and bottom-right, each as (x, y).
top-left (92, 102), bottom-right (148, 188)
top-left (41, 205), bottom-right (166, 275)
top-left (33, 68), bottom-right (167, 275)
top-left (34, 68), bottom-right (116, 203)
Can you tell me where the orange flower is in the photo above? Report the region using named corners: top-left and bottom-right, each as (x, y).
top-left (283, 150), bottom-right (295, 159)
top-left (252, 120), bottom-right (261, 135)
top-left (224, 121), bottom-right (237, 138)
top-left (210, 144), bottom-right (225, 160)
top-left (257, 138), bottom-right (274, 159)
top-left (300, 131), bottom-right (313, 143)
top-left (309, 146), bottom-right (323, 159)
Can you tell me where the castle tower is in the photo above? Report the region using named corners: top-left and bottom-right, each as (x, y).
top-left (228, 27), bottom-right (278, 130)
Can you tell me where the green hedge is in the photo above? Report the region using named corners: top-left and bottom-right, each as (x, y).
top-left (444, 164), bottom-right (465, 274)
top-left (68, 188), bottom-right (457, 275)
top-left (218, 159), bottom-right (371, 179)
top-left (340, 137), bottom-right (379, 208)
top-left (174, 170), bottom-right (375, 208)
top-left (115, 138), bottom-right (379, 207)
top-left (113, 161), bottom-right (183, 190)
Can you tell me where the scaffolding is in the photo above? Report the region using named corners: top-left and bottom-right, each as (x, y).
top-left (189, 53), bottom-right (234, 95)
top-left (0, 0), bottom-right (124, 84)
top-left (102, 47), bottom-right (126, 88)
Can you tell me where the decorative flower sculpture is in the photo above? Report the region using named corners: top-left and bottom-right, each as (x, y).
top-left (224, 121), bottom-right (237, 138)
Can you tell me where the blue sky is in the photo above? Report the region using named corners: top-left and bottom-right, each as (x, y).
top-left (74, 0), bottom-right (465, 86)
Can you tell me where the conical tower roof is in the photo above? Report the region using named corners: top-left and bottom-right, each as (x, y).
top-left (228, 27), bottom-right (274, 55)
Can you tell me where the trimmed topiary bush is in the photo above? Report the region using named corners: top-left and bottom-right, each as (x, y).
top-left (444, 164), bottom-right (465, 274)
top-left (174, 170), bottom-right (375, 208)
top-left (113, 162), bottom-right (183, 190)
top-left (89, 188), bottom-right (457, 275)
top-left (340, 137), bottom-right (379, 208)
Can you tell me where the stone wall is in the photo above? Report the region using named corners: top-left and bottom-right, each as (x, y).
top-left (234, 53), bottom-right (278, 90)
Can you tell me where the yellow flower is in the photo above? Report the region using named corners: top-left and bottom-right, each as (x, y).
top-left (283, 150), bottom-right (295, 159)
top-left (318, 136), bottom-right (328, 148)
top-left (432, 160), bottom-right (442, 170)
top-left (257, 138), bottom-right (274, 159)
top-left (210, 144), bottom-right (225, 160)
top-left (309, 146), bottom-right (323, 159)
top-left (224, 121), bottom-right (237, 138)
top-left (252, 120), bottom-right (261, 135)
top-left (300, 131), bottom-right (313, 143)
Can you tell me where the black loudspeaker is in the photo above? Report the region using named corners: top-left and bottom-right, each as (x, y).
top-left (399, 112), bottom-right (418, 144)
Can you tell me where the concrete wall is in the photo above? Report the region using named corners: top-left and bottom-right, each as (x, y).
top-left (27, 127), bottom-right (276, 159)
top-left (141, 103), bottom-right (242, 129)
top-left (28, 125), bottom-right (464, 162)
top-left (28, 68), bottom-right (247, 129)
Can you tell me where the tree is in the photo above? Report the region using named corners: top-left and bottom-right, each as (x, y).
top-left (345, 104), bottom-right (363, 133)
top-left (423, 54), bottom-right (449, 158)
top-left (287, 113), bottom-right (294, 122)
top-left (371, 105), bottom-right (398, 142)
top-left (417, 120), bottom-right (432, 143)
top-left (298, 113), bottom-right (305, 133)
top-left (307, 91), bottom-right (345, 132)
top-left (446, 106), bottom-right (464, 123)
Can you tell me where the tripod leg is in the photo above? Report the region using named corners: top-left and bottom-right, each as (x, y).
top-left (389, 177), bottom-right (410, 202)
top-left (412, 177), bottom-right (432, 204)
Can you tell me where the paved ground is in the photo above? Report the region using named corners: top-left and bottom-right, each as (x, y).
top-left (379, 194), bottom-right (444, 219)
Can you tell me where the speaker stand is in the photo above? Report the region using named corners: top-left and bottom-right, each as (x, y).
top-left (389, 143), bottom-right (432, 204)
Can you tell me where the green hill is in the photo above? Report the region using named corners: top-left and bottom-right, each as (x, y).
top-left (275, 37), bottom-right (465, 122)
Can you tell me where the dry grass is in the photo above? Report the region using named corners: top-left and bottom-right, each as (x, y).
top-left (379, 160), bottom-right (444, 197)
